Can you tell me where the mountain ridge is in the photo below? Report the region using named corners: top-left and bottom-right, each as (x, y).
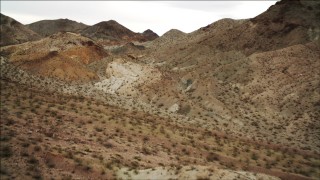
top-left (1, 15), bottom-right (159, 47)
top-left (81, 20), bottom-right (159, 45)
top-left (0, 13), bottom-right (41, 46)
top-left (27, 18), bottom-right (89, 37)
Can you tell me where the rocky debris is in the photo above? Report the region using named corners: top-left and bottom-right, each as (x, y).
top-left (94, 58), bottom-right (161, 94)
top-left (0, 13), bottom-right (41, 46)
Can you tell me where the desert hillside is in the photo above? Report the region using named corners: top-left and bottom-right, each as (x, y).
top-left (0, 0), bottom-right (319, 179)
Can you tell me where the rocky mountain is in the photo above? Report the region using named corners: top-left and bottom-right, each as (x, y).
top-left (141, 29), bottom-right (159, 41)
top-left (149, 29), bottom-right (186, 48)
top-left (2, 15), bottom-right (158, 47)
top-left (0, 13), bottom-right (41, 46)
top-left (27, 18), bottom-right (89, 37)
top-left (81, 20), bottom-right (158, 45)
top-left (199, 0), bottom-right (320, 55)
top-left (81, 20), bottom-right (137, 42)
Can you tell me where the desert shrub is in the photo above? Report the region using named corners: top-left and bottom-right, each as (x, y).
top-left (105, 162), bottom-right (113, 170)
top-left (143, 136), bottom-right (150, 142)
top-left (28, 157), bottom-right (39, 164)
top-left (206, 152), bottom-right (219, 162)
top-left (0, 145), bottom-right (12, 158)
top-left (45, 159), bottom-right (55, 168)
top-left (251, 152), bottom-right (259, 161)
top-left (94, 126), bottom-right (103, 132)
top-left (0, 164), bottom-right (8, 175)
top-left (197, 176), bottom-right (210, 180)
top-left (104, 142), bottom-right (113, 148)
top-left (65, 151), bottom-right (74, 159)
top-left (21, 142), bottom-right (30, 148)
top-left (34, 145), bottom-right (41, 152)
top-left (141, 146), bottom-right (152, 155)
top-left (182, 148), bottom-right (190, 155)
top-left (177, 105), bottom-right (191, 115)
top-left (21, 150), bottom-right (29, 157)
top-left (131, 161), bottom-right (139, 168)
top-left (0, 135), bottom-right (10, 142)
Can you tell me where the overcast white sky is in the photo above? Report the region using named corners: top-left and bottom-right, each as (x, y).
top-left (1, 1), bottom-right (277, 35)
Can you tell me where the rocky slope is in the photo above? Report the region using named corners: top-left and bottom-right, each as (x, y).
top-left (0, 32), bottom-right (108, 81)
top-left (0, 13), bottom-right (41, 46)
top-left (27, 18), bottom-right (88, 37)
top-left (94, 58), bottom-right (161, 94)
top-left (199, 0), bottom-right (320, 55)
top-left (134, 0), bottom-right (320, 152)
top-left (149, 0), bottom-right (320, 59)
